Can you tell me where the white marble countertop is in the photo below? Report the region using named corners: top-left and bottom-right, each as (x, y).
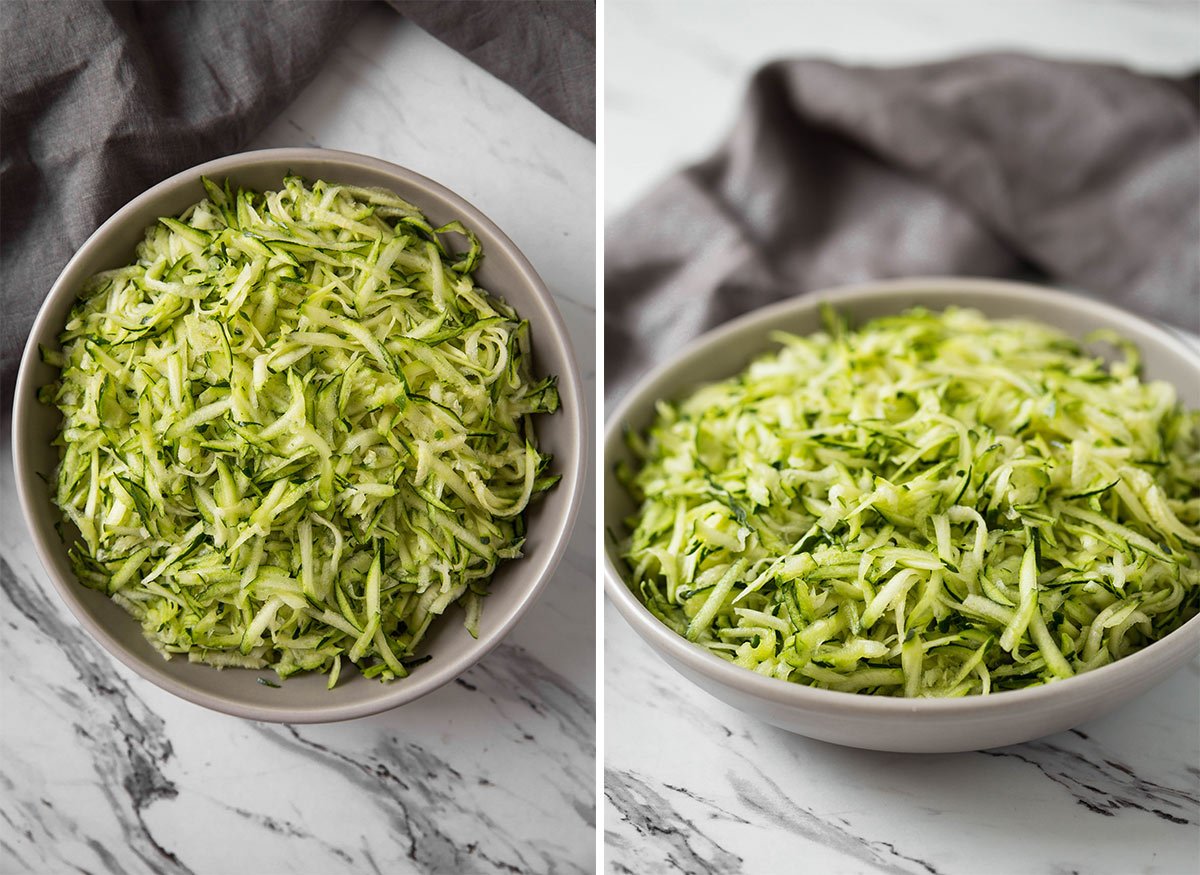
top-left (604, 2), bottom-right (1200, 872)
top-left (2, 6), bottom-right (595, 874)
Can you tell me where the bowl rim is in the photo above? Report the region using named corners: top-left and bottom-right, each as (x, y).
top-left (603, 275), bottom-right (1200, 718)
top-left (12, 146), bottom-right (587, 723)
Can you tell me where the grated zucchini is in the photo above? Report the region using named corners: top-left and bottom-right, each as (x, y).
top-left (42, 176), bottom-right (560, 684)
top-left (620, 306), bottom-right (1199, 696)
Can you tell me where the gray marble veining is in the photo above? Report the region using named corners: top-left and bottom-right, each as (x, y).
top-left (604, 605), bottom-right (1200, 875)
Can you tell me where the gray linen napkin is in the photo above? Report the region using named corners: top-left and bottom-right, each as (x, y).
top-left (605, 54), bottom-right (1200, 402)
top-left (1, 0), bottom-right (596, 418)
top-left (0, 0), bottom-right (360, 403)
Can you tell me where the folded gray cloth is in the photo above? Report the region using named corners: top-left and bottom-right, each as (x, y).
top-left (390, 0), bottom-right (595, 141)
top-left (0, 0), bottom-right (359, 408)
top-left (605, 54), bottom-right (1200, 402)
top-left (0, 0), bottom-right (596, 424)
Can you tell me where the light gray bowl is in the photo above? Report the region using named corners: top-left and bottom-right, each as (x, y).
top-left (604, 277), bottom-right (1200, 753)
top-left (13, 148), bottom-right (586, 723)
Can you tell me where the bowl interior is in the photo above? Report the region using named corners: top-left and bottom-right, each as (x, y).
top-left (15, 150), bottom-right (584, 722)
top-left (604, 279), bottom-right (1200, 706)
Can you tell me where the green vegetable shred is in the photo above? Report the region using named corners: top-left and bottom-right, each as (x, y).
top-left (620, 307), bottom-right (1199, 696)
top-left (42, 176), bottom-right (560, 685)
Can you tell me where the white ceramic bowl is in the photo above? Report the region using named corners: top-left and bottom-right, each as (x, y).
top-left (604, 277), bottom-right (1200, 753)
top-left (13, 148), bottom-right (586, 723)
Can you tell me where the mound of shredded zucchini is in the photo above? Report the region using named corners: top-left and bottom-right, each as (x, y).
top-left (620, 307), bottom-right (1200, 696)
top-left (41, 176), bottom-right (559, 685)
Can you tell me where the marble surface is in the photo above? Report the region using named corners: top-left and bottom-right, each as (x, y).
top-left (604, 2), bottom-right (1200, 873)
top-left (604, 600), bottom-right (1200, 874)
top-left (1, 6), bottom-right (595, 875)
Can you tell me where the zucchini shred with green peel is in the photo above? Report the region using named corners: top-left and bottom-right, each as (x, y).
top-left (41, 176), bottom-right (561, 685)
top-left (619, 306), bottom-right (1200, 697)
